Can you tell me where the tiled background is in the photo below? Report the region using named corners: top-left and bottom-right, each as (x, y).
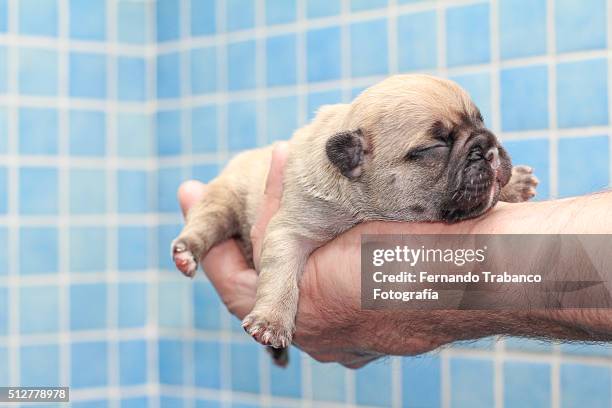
top-left (1, 0), bottom-right (612, 407)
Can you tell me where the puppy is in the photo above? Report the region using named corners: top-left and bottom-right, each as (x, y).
top-left (172, 74), bottom-right (538, 366)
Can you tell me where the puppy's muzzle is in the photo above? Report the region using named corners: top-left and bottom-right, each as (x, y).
top-left (442, 132), bottom-right (509, 222)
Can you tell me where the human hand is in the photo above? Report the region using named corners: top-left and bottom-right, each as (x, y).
top-left (177, 143), bottom-right (407, 368)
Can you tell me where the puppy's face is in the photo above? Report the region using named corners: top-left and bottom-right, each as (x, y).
top-left (325, 74), bottom-right (512, 222)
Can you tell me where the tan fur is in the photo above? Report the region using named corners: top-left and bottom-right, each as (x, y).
top-left (171, 74), bottom-right (538, 365)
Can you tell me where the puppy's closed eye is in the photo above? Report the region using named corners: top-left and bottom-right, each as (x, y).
top-left (404, 144), bottom-right (448, 161)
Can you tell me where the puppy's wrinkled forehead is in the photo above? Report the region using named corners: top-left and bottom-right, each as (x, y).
top-left (347, 74), bottom-right (479, 146)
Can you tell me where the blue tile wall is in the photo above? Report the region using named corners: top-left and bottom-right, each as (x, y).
top-left (0, 228), bottom-right (7, 275)
top-left (266, 34), bottom-right (297, 87)
top-left (69, 110), bottom-right (106, 156)
top-left (499, 0), bottom-right (546, 59)
top-left (557, 58), bottom-right (609, 128)
top-left (350, 19), bottom-right (389, 77)
top-left (0, 108), bottom-right (6, 152)
top-left (555, 0), bottom-right (607, 53)
top-left (561, 363), bottom-right (611, 407)
top-left (117, 170), bottom-right (149, 213)
top-left (157, 0), bottom-right (180, 43)
top-left (270, 351), bottom-right (301, 397)
top-left (117, 1), bottom-right (148, 44)
top-left (21, 344), bottom-right (60, 386)
top-left (157, 109), bottom-right (182, 156)
top-left (71, 341), bottom-right (108, 388)
top-left (69, 0), bottom-right (106, 41)
top-left (20, 285), bottom-right (59, 333)
top-left (0, 47), bottom-right (6, 93)
top-left (20, 167), bottom-right (58, 214)
top-left (0, 0), bottom-right (6, 33)
top-left (0, 167), bottom-right (7, 214)
top-left (446, 4), bottom-right (491, 67)
top-left (157, 52), bottom-right (181, 99)
top-left (558, 135), bottom-right (609, 197)
top-left (69, 52), bottom-right (107, 99)
top-left (230, 342), bottom-right (260, 393)
top-left (307, 27), bottom-right (341, 82)
top-left (310, 361), bottom-right (345, 402)
top-left (118, 226), bottom-right (149, 270)
top-left (228, 40), bottom-right (256, 91)
top-left (118, 57), bottom-right (147, 101)
top-left (191, 0), bottom-right (216, 36)
top-left (117, 113), bottom-right (151, 157)
top-left (118, 282), bottom-right (147, 328)
top-left (158, 280), bottom-right (189, 328)
top-left (501, 65), bottom-right (549, 131)
top-left (19, 107), bottom-right (58, 154)
top-left (119, 340), bottom-right (148, 385)
top-left (398, 11), bottom-right (437, 72)
top-left (70, 169), bottom-right (107, 214)
top-left (267, 96), bottom-right (298, 142)
top-left (504, 361), bottom-right (551, 408)
top-left (19, 227), bottom-right (58, 275)
top-left (18, 48), bottom-right (58, 96)
top-left (0, 286), bottom-right (7, 335)
top-left (193, 280), bottom-right (221, 330)
top-left (70, 226), bottom-right (107, 272)
top-left (159, 339), bottom-right (184, 385)
top-left (228, 100), bottom-right (257, 151)
top-left (194, 340), bottom-right (221, 389)
top-left (227, 0), bottom-right (255, 32)
top-left (19, 0), bottom-right (58, 37)
top-left (307, 0), bottom-right (340, 18)
top-left (191, 105), bottom-right (218, 152)
top-left (402, 356), bottom-right (441, 407)
top-left (191, 47), bottom-right (217, 94)
top-left (355, 362), bottom-right (392, 406)
top-left (3, 1), bottom-right (612, 407)
top-left (70, 283), bottom-right (107, 330)
top-left (450, 357), bottom-right (494, 408)
top-left (266, 0), bottom-right (296, 25)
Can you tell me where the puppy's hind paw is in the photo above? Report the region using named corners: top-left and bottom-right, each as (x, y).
top-left (171, 239), bottom-right (198, 278)
top-left (242, 312), bottom-right (293, 349)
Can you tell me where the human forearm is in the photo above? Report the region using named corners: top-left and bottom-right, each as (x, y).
top-left (299, 193), bottom-right (612, 358)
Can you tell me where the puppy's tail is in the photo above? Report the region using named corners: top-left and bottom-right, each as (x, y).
top-left (266, 346), bottom-right (289, 368)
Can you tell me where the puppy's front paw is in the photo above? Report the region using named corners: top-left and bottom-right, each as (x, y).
top-left (501, 165), bottom-right (539, 203)
top-left (171, 239), bottom-right (198, 278)
top-left (242, 311), bottom-right (294, 349)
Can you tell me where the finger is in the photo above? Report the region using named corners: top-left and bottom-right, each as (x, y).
top-left (264, 142), bottom-right (289, 199)
top-left (251, 142), bottom-right (289, 267)
top-left (178, 180), bottom-right (208, 216)
top-left (200, 239), bottom-right (257, 319)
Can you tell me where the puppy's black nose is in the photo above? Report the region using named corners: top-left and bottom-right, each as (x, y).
top-left (485, 147), bottom-right (500, 169)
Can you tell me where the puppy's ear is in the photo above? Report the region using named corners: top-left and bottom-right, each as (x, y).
top-left (325, 129), bottom-right (368, 179)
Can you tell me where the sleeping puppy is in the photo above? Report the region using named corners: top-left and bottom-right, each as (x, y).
top-left (171, 74), bottom-right (538, 366)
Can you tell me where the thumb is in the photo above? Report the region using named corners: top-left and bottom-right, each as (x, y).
top-left (178, 180), bottom-right (208, 216)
